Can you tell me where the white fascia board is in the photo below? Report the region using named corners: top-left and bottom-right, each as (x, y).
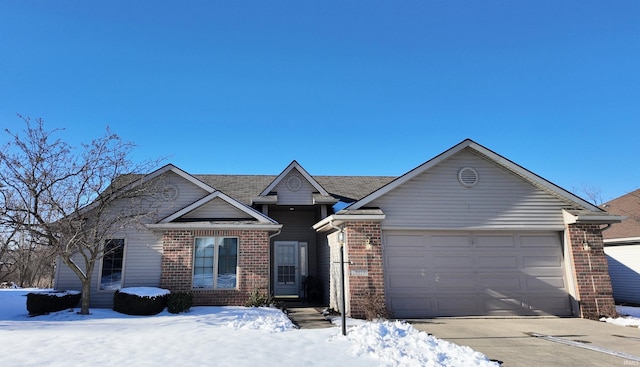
top-left (147, 222), bottom-right (283, 231)
top-left (348, 139), bottom-right (474, 210)
top-left (160, 191), bottom-right (277, 224)
top-left (349, 139), bottom-right (603, 212)
top-left (562, 209), bottom-right (626, 225)
top-left (136, 164), bottom-right (216, 193)
top-left (259, 161), bottom-right (330, 196)
top-left (603, 237), bottom-right (640, 245)
top-left (464, 141), bottom-right (602, 211)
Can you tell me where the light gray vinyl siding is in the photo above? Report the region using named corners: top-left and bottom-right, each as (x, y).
top-left (605, 245), bottom-right (640, 304)
top-left (55, 169), bottom-right (212, 307)
top-left (275, 171), bottom-right (314, 205)
top-left (370, 149), bottom-right (572, 230)
top-left (182, 197), bottom-right (253, 219)
top-left (156, 171), bottom-right (212, 219)
top-left (269, 208), bottom-right (318, 276)
top-left (317, 233), bottom-right (331, 305)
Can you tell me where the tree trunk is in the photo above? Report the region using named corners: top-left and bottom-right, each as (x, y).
top-left (79, 279), bottom-right (92, 315)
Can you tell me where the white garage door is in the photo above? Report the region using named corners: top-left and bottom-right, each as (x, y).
top-left (384, 231), bottom-right (572, 318)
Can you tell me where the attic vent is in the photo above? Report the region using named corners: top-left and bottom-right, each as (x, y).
top-left (287, 175), bottom-right (302, 192)
top-left (458, 167), bottom-right (478, 187)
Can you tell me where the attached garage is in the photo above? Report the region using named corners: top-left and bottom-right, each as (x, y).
top-left (384, 230), bottom-right (572, 317)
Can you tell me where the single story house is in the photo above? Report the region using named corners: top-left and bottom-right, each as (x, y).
top-left (601, 189), bottom-right (640, 305)
top-left (55, 139), bottom-right (623, 319)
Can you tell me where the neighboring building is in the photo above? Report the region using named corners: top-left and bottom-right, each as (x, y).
top-left (601, 189), bottom-right (640, 305)
top-left (55, 139), bottom-right (623, 319)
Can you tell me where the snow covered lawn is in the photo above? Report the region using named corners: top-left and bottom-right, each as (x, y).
top-left (0, 289), bottom-right (497, 367)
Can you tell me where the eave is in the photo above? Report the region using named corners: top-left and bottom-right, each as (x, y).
top-left (562, 209), bottom-right (626, 225)
top-left (146, 221), bottom-right (283, 231)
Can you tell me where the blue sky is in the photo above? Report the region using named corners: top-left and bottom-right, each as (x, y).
top-left (1, 1), bottom-right (638, 202)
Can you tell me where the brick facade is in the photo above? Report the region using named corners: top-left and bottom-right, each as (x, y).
top-left (160, 229), bottom-right (270, 306)
top-left (343, 221), bottom-right (386, 319)
top-left (567, 223), bottom-right (617, 319)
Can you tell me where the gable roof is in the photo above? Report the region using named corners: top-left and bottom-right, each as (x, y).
top-left (601, 188), bottom-right (640, 242)
top-left (347, 139), bottom-right (604, 212)
top-left (195, 174), bottom-right (394, 205)
top-left (159, 191), bottom-right (277, 224)
top-left (258, 160), bottom-right (330, 196)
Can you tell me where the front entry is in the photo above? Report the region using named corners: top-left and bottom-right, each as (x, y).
top-left (273, 241), bottom-right (307, 298)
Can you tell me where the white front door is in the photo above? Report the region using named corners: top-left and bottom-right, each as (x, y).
top-left (274, 241), bottom-right (307, 297)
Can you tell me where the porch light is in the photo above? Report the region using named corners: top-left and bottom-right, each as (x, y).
top-left (583, 242), bottom-right (591, 251)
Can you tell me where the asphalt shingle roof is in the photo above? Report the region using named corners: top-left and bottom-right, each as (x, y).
top-left (601, 188), bottom-right (640, 240)
top-left (195, 174), bottom-right (396, 205)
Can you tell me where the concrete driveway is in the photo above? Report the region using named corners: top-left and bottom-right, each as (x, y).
top-left (410, 317), bottom-right (640, 366)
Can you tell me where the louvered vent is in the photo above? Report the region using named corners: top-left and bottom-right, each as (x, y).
top-left (458, 167), bottom-right (478, 187)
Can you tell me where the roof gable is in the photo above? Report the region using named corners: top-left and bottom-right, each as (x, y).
top-left (160, 191), bottom-right (276, 224)
top-left (259, 161), bottom-right (330, 196)
top-left (348, 139), bottom-right (602, 212)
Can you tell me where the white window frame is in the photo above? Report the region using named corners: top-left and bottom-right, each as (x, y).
top-left (192, 236), bottom-right (239, 290)
top-left (98, 238), bottom-right (126, 291)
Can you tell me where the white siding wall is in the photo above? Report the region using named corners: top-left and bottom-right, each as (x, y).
top-left (275, 172), bottom-right (314, 205)
top-left (605, 245), bottom-right (640, 304)
top-left (370, 149), bottom-right (571, 230)
top-left (182, 197), bottom-right (253, 219)
top-left (55, 170), bottom-right (212, 307)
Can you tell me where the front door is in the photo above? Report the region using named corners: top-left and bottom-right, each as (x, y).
top-left (273, 241), bottom-right (307, 297)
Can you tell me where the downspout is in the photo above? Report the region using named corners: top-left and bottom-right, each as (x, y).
top-left (268, 229), bottom-right (282, 298)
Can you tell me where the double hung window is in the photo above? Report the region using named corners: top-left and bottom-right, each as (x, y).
top-left (100, 239), bottom-right (125, 290)
top-left (193, 237), bottom-right (238, 289)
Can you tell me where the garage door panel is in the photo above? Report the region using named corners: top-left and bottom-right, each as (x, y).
top-left (484, 297), bottom-right (525, 313)
top-left (480, 276), bottom-right (521, 290)
top-left (386, 255), bottom-right (425, 267)
top-left (522, 255), bottom-right (563, 268)
top-left (527, 295), bottom-right (572, 315)
top-left (384, 231), bottom-right (571, 317)
top-left (435, 296), bottom-right (480, 315)
top-left (477, 255), bottom-right (518, 269)
top-left (434, 274), bottom-right (476, 290)
top-left (429, 235), bottom-right (471, 247)
top-left (386, 235), bottom-right (425, 247)
top-left (431, 255), bottom-right (473, 269)
top-left (389, 297), bottom-right (432, 317)
top-left (525, 276), bottom-right (566, 289)
top-left (521, 234), bottom-right (560, 247)
top-left (475, 235), bottom-right (516, 247)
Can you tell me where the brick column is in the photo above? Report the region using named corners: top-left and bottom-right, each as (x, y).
top-left (567, 224), bottom-right (617, 319)
top-left (344, 221), bottom-right (386, 319)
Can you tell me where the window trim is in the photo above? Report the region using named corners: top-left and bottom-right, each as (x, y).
top-left (192, 236), bottom-right (239, 290)
top-left (98, 238), bottom-right (126, 292)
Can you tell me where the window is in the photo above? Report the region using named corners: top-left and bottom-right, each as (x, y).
top-left (100, 239), bottom-right (125, 290)
top-left (193, 237), bottom-right (238, 289)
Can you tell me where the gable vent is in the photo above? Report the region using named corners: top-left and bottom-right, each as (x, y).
top-left (458, 167), bottom-right (478, 187)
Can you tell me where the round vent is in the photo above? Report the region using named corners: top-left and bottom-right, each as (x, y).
top-left (286, 176), bottom-right (302, 191)
top-left (458, 167), bottom-right (478, 187)
top-left (161, 184), bottom-right (179, 200)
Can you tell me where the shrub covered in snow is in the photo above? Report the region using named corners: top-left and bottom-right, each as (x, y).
top-left (26, 290), bottom-right (81, 316)
top-left (113, 287), bottom-right (169, 316)
top-left (167, 292), bottom-right (193, 314)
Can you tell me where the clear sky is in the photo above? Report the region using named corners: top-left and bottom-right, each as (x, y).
top-left (1, 1), bottom-right (638, 202)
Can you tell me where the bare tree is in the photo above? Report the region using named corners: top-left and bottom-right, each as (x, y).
top-left (0, 116), bottom-right (161, 314)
